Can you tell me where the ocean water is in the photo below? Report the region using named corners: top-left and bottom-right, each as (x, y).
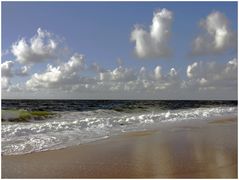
top-left (1, 100), bottom-right (237, 155)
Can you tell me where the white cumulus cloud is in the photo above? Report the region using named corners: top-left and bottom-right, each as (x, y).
top-left (130, 8), bottom-right (173, 59)
top-left (186, 58), bottom-right (237, 90)
top-left (1, 61), bottom-right (31, 90)
top-left (99, 66), bottom-right (136, 82)
top-left (154, 66), bottom-right (163, 80)
top-left (1, 60), bottom-right (14, 77)
top-left (97, 64), bottom-right (181, 93)
top-left (11, 28), bottom-right (60, 64)
top-left (187, 62), bottom-right (198, 78)
top-left (2, 25), bottom-right (237, 100)
top-left (192, 11), bottom-right (237, 55)
top-left (26, 53), bottom-right (85, 90)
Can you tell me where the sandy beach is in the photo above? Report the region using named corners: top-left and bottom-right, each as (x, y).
top-left (2, 117), bottom-right (237, 178)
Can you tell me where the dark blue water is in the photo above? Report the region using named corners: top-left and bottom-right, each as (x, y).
top-left (2, 99), bottom-right (237, 112)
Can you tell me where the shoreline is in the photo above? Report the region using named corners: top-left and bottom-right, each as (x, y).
top-left (2, 117), bottom-right (237, 178)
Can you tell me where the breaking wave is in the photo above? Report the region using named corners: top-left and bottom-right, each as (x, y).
top-left (2, 105), bottom-right (237, 155)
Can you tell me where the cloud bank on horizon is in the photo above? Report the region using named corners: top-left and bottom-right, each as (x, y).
top-left (1, 6), bottom-right (238, 100)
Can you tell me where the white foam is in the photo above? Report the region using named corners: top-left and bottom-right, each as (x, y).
top-left (2, 106), bottom-right (237, 155)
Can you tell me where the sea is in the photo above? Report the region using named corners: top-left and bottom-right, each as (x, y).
top-left (1, 100), bottom-right (237, 155)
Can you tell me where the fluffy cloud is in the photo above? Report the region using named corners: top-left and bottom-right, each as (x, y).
top-left (153, 67), bottom-right (181, 90)
top-left (1, 60), bottom-right (29, 91)
top-left (99, 66), bottom-right (136, 82)
top-left (192, 11), bottom-right (237, 55)
top-left (9, 54), bottom-right (237, 99)
top-left (3, 56), bottom-right (237, 99)
top-left (154, 66), bottom-right (162, 79)
top-left (2, 25), bottom-right (237, 99)
top-left (25, 53), bottom-right (182, 95)
top-left (186, 58), bottom-right (237, 90)
top-left (130, 8), bottom-right (173, 59)
top-left (1, 60), bottom-right (14, 77)
top-left (11, 28), bottom-right (60, 64)
top-left (187, 62), bottom-right (198, 78)
top-left (96, 64), bottom-right (181, 93)
top-left (1, 61), bottom-right (14, 90)
top-left (26, 53), bottom-right (85, 90)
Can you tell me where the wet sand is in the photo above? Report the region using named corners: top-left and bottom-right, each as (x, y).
top-left (2, 117), bottom-right (237, 178)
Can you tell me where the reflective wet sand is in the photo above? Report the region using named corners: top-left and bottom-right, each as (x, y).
top-left (2, 117), bottom-right (237, 178)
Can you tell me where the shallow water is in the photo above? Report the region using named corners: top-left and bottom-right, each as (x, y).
top-left (1, 100), bottom-right (237, 155)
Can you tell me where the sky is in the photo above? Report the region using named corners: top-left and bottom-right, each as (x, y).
top-left (1, 1), bottom-right (238, 100)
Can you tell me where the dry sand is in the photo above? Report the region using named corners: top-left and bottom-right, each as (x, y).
top-left (2, 117), bottom-right (237, 178)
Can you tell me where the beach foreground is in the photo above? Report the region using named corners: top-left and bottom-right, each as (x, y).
top-left (2, 117), bottom-right (237, 178)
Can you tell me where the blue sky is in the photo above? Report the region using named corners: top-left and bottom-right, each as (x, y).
top-left (1, 2), bottom-right (238, 99)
